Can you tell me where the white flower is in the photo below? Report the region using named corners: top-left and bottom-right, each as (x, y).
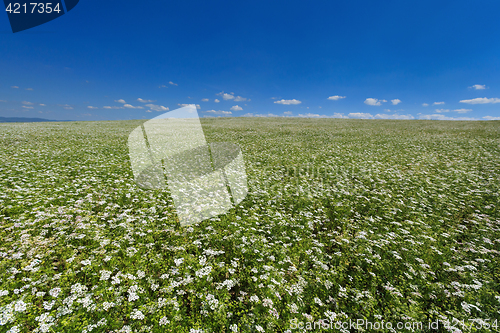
top-left (7, 326), bottom-right (20, 333)
top-left (49, 288), bottom-right (61, 298)
top-left (81, 259), bottom-right (91, 266)
top-left (262, 298), bottom-right (273, 307)
top-left (14, 300), bottom-right (27, 312)
top-left (174, 258), bottom-right (184, 266)
top-left (250, 295), bottom-right (259, 302)
top-left (0, 290), bottom-right (9, 296)
top-left (159, 316), bottom-right (170, 325)
top-left (130, 309), bottom-right (145, 320)
top-left (229, 324), bottom-right (238, 332)
top-left (100, 270), bottom-right (112, 281)
top-left (255, 325), bottom-right (265, 332)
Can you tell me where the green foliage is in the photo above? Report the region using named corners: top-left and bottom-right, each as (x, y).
top-left (0, 118), bottom-right (499, 332)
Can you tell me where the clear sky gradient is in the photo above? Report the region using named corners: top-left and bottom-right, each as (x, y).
top-left (1, 0), bottom-right (500, 121)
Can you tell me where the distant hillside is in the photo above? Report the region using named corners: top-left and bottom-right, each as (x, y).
top-left (0, 117), bottom-right (74, 123)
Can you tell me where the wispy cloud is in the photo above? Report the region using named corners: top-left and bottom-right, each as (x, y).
top-left (459, 97), bottom-right (500, 104)
top-left (22, 101), bottom-right (34, 105)
top-left (169, 81), bottom-right (178, 86)
top-left (242, 113), bottom-right (279, 117)
top-left (115, 99), bottom-right (126, 104)
top-left (327, 95), bottom-right (346, 101)
top-left (422, 103), bottom-right (429, 107)
top-left (25, 88), bottom-right (33, 91)
top-left (374, 113), bottom-right (414, 120)
top-left (283, 111), bottom-right (293, 116)
top-left (205, 110), bottom-right (232, 115)
top-left (433, 102), bottom-right (445, 105)
top-left (435, 109), bottom-right (449, 113)
top-left (216, 92), bottom-right (234, 100)
top-left (214, 99), bottom-right (220, 103)
top-left (137, 98), bottom-right (155, 103)
top-left (103, 106), bottom-right (123, 109)
top-left (349, 112), bottom-right (375, 118)
top-left (419, 114), bottom-right (478, 120)
top-left (453, 108), bottom-right (472, 113)
top-left (364, 98), bottom-right (386, 106)
top-left (178, 104), bottom-right (200, 109)
top-left (274, 99), bottom-right (301, 105)
top-left (201, 98), bottom-right (209, 102)
top-left (22, 106), bottom-right (34, 109)
top-left (483, 116), bottom-right (500, 120)
top-left (11, 86), bottom-right (19, 89)
top-left (87, 106), bottom-right (99, 109)
top-left (469, 84), bottom-right (486, 90)
top-left (216, 91), bottom-right (248, 101)
top-left (123, 104), bottom-right (144, 109)
top-left (146, 104), bottom-right (169, 112)
top-left (298, 113), bottom-right (348, 118)
top-left (230, 105), bottom-right (243, 111)
top-left (391, 99), bottom-right (401, 105)
top-left (159, 85), bottom-right (167, 88)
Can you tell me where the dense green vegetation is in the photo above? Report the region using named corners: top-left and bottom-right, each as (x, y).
top-left (0, 118), bottom-right (499, 332)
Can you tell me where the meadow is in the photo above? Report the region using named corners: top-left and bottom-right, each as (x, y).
top-left (0, 118), bottom-right (499, 333)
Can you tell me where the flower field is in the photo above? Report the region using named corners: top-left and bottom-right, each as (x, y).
top-left (0, 118), bottom-right (499, 332)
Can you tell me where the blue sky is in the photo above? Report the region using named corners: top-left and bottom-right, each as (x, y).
top-left (1, 0), bottom-right (500, 121)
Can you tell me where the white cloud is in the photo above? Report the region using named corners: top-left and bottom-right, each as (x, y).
top-left (419, 114), bottom-right (478, 120)
top-left (460, 97), bottom-right (500, 104)
top-left (298, 113), bottom-right (321, 117)
top-left (159, 85), bottom-right (167, 88)
top-left (453, 108), bottom-right (472, 113)
top-left (483, 116), bottom-right (500, 120)
top-left (39, 104), bottom-right (46, 106)
top-left (25, 88), bottom-right (33, 91)
top-left (349, 112), bottom-right (374, 119)
top-left (124, 104), bottom-right (144, 109)
top-left (169, 81), bottom-right (178, 86)
top-left (283, 111), bottom-right (293, 116)
top-left (178, 103), bottom-right (200, 109)
top-left (222, 93), bottom-right (234, 100)
top-left (64, 107), bottom-right (73, 110)
top-left (391, 99), bottom-right (401, 105)
top-left (137, 98), bottom-right (155, 103)
top-left (274, 99), bottom-right (302, 105)
top-left (327, 95), bottom-right (346, 101)
top-left (230, 105), bottom-right (243, 111)
top-left (146, 104), bottom-right (169, 112)
top-left (87, 106), bottom-right (99, 109)
top-left (470, 84), bottom-right (486, 90)
top-left (422, 103), bottom-right (429, 107)
top-left (22, 101), bottom-right (34, 105)
top-left (206, 110), bottom-right (232, 115)
top-left (374, 113), bottom-right (415, 120)
top-left (234, 96), bottom-right (247, 102)
top-left (364, 98), bottom-right (386, 106)
top-left (115, 99), bottom-right (126, 104)
top-left (435, 109), bottom-right (449, 113)
top-left (242, 113), bottom-right (278, 117)
top-left (0, 100), bottom-right (6, 102)
top-left (103, 106), bottom-right (123, 109)
top-left (22, 106), bottom-right (34, 109)
top-left (433, 102), bottom-right (445, 105)
top-left (201, 98), bottom-right (209, 102)
top-left (82, 113), bottom-right (92, 117)
top-left (11, 86), bottom-right (19, 89)
top-left (214, 99), bottom-right (220, 103)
